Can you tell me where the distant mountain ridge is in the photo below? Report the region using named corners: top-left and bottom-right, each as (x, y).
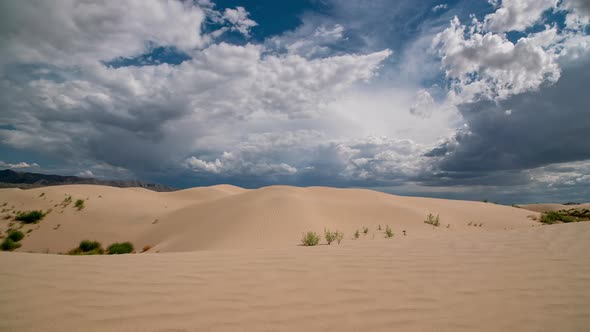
top-left (0, 169), bottom-right (176, 192)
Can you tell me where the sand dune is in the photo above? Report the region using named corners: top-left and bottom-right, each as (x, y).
top-left (1, 185), bottom-right (588, 331)
top-left (519, 203), bottom-right (590, 213)
top-left (1, 185), bottom-right (537, 253)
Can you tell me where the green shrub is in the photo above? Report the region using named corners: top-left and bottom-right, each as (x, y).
top-left (74, 199), bottom-right (85, 210)
top-left (107, 242), bottom-right (134, 254)
top-left (68, 240), bottom-right (104, 255)
top-left (335, 231), bottom-right (344, 244)
top-left (15, 210), bottom-right (46, 223)
top-left (300, 232), bottom-right (320, 246)
top-left (324, 229), bottom-right (337, 245)
top-left (540, 211), bottom-right (576, 224)
top-left (7, 230), bottom-right (24, 242)
top-left (385, 225), bottom-right (394, 238)
top-left (424, 213), bottom-right (440, 227)
top-left (1, 238), bottom-right (21, 251)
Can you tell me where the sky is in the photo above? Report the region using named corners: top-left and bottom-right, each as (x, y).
top-left (0, 0), bottom-right (589, 203)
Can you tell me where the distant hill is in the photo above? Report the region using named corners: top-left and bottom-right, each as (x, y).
top-left (0, 169), bottom-right (175, 192)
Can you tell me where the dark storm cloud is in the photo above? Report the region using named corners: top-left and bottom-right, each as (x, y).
top-left (424, 55), bottom-right (590, 186)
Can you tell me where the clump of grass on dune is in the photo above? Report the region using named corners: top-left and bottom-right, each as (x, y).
top-left (15, 210), bottom-right (46, 224)
top-left (107, 242), bottom-right (134, 254)
top-left (7, 230), bottom-right (24, 242)
top-left (324, 229), bottom-right (336, 245)
top-left (324, 229), bottom-right (344, 245)
top-left (74, 199), bottom-right (85, 210)
top-left (385, 225), bottom-right (394, 238)
top-left (301, 231), bottom-right (320, 246)
top-left (68, 240), bottom-right (104, 255)
top-left (424, 213), bottom-right (440, 227)
top-left (1, 230), bottom-right (25, 251)
top-left (540, 211), bottom-right (576, 224)
top-left (1, 238), bottom-right (21, 251)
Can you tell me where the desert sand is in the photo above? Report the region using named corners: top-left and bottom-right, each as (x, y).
top-left (1, 185), bottom-right (589, 331)
top-left (519, 203), bottom-right (590, 213)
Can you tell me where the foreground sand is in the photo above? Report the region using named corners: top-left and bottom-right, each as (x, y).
top-left (1, 222), bottom-right (589, 331)
top-left (1, 185), bottom-right (589, 331)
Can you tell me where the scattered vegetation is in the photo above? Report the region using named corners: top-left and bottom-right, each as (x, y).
top-left (74, 199), bottom-right (85, 210)
top-left (61, 195), bottom-right (72, 207)
top-left (424, 213), bottom-right (440, 227)
top-left (300, 232), bottom-right (320, 246)
top-left (68, 240), bottom-right (104, 255)
top-left (354, 229), bottom-right (360, 239)
top-left (15, 210), bottom-right (46, 224)
top-left (335, 231), bottom-right (344, 244)
top-left (7, 230), bottom-right (24, 242)
top-left (141, 245), bottom-right (152, 253)
top-left (324, 229), bottom-right (337, 245)
top-left (324, 229), bottom-right (344, 245)
top-left (540, 211), bottom-right (576, 224)
top-left (107, 242), bottom-right (134, 254)
top-left (362, 226), bottom-right (369, 235)
top-left (39, 192), bottom-right (45, 197)
top-left (1, 238), bottom-right (21, 251)
top-left (1, 229), bottom-right (25, 251)
top-left (385, 225), bottom-right (394, 238)
top-left (377, 224), bottom-right (382, 231)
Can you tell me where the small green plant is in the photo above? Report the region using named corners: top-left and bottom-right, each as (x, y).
top-left (324, 229), bottom-right (337, 245)
top-left (335, 231), bottom-right (344, 244)
top-left (68, 240), bottom-right (104, 255)
top-left (363, 226), bottom-right (369, 235)
top-left (15, 210), bottom-right (46, 224)
top-left (61, 196), bottom-right (72, 207)
top-left (424, 213), bottom-right (440, 227)
top-left (385, 225), bottom-right (394, 238)
top-left (74, 199), bottom-right (85, 210)
top-left (354, 229), bottom-right (360, 239)
top-left (540, 211), bottom-right (575, 224)
top-left (300, 232), bottom-right (320, 246)
top-left (107, 242), bottom-right (134, 254)
top-left (1, 238), bottom-right (21, 251)
top-left (7, 230), bottom-right (24, 242)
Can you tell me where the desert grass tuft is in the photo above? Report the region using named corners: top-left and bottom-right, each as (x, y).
top-left (15, 210), bottom-right (46, 224)
top-left (107, 242), bottom-right (134, 254)
top-left (301, 231), bottom-right (320, 246)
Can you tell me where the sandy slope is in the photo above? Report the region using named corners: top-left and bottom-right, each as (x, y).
top-left (1, 222), bottom-right (589, 332)
top-left (519, 203), bottom-right (590, 213)
top-left (0, 185), bottom-right (538, 253)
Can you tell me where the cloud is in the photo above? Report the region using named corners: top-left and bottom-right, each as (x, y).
top-left (409, 89), bottom-right (436, 118)
top-left (0, 0), bottom-right (207, 67)
top-left (222, 6), bottom-right (257, 37)
top-left (0, 1), bottom-right (392, 178)
top-left (0, 161), bottom-right (39, 169)
top-left (432, 4), bottom-right (448, 13)
top-left (77, 170), bottom-right (95, 178)
top-left (425, 54), bottom-right (590, 184)
top-left (267, 23), bottom-right (346, 58)
top-left (483, 0), bottom-right (559, 33)
top-left (433, 17), bottom-right (561, 102)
